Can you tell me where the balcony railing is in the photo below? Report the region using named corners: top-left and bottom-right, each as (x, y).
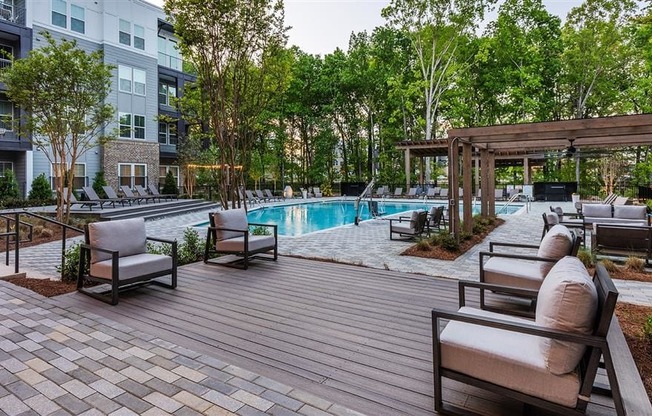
top-left (0, 57), bottom-right (11, 69)
top-left (158, 52), bottom-right (183, 71)
top-left (0, 5), bottom-right (26, 26)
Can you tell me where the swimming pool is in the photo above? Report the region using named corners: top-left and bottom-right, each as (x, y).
top-left (199, 200), bottom-right (522, 237)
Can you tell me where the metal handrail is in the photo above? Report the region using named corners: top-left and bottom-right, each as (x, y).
top-left (0, 210), bottom-right (83, 279)
top-left (497, 193), bottom-right (531, 214)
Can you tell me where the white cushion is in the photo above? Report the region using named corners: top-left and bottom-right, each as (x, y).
top-left (582, 204), bottom-right (612, 218)
top-left (216, 235), bottom-right (276, 253)
top-left (483, 258), bottom-right (546, 290)
top-left (552, 206), bottom-right (563, 217)
top-left (613, 205), bottom-right (646, 220)
top-left (213, 209), bottom-right (248, 240)
top-left (536, 256), bottom-right (598, 375)
top-left (90, 253), bottom-right (172, 280)
top-left (440, 306), bottom-right (581, 407)
top-left (545, 211), bottom-right (559, 225)
top-left (537, 225), bottom-right (573, 275)
top-left (88, 218), bottom-right (146, 263)
top-left (410, 210), bottom-right (420, 222)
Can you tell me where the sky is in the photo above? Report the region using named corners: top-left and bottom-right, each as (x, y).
top-left (147, 0), bottom-right (585, 56)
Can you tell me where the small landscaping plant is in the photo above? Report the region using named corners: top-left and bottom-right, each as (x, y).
top-left (28, 173), bottom-right (54, 203)
top-left (600, 259), bottom-right (619, 273)
top-left (57, 242), bottom-right (87, 283)
top-left (251, 226), bottom-right (271, 235)
top-left (626, 256), bottom-right (645, 272)
top-left (148, 227), bottom-right (203, 265)
top-left (415, 238), bottom-right (430, 251)
top-left (576, 247), bottom-right (595, 268)
top-left (162, 170), bottom-right (179, 195)
top-left (320, 182), bottom-right (333, 196)
top-left (0, 170), bottom-right (21, 201)
top-left (92, 171), bottom-right (108, 199)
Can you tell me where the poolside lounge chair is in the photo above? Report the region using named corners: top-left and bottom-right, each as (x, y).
top-left (433, 257), bottom-right (623, 416)
top-left (148, 184), bottom-right (177, 201)
top-left (391, 187), bottom-right (403, 198)
top-left (245, 189), bottom-right (261, 205)
top-left (103, 185), bottom-right (140, 205)
top-left (612, 196), bottom-right (629, 205)
top-left (204, 209), bottom-right (278, 269)
top-left (425, 187), bottom-right (439, 199)
top-left (494, 189), bottom-right (505, 200)
top-left (62, 187), bottom-right (99, 210)
top-left (121, 185), bottom-right (155, 204)
top-left (82, 186), bottom-right (128, 209)
top-left (313, 187), bottom-right (322, 198)
top-left (389, 210), bottom-right (427, 240)
top-left (77, 217), bottom-right (177, 305)
top-left (264, 189), bottom-right (282, 202)
top-left (438, 188), bottom-right (449, 199)
top-left (374, 186), bottom-right (387, 198)
top-left (255, 189), bottom-right (269, 202)
top-left (405, 188), bottom-right (417, 198)
top-left (135, 185), bottom-right (163, 203)
top-left (602, 193), bottom-right (617, 205)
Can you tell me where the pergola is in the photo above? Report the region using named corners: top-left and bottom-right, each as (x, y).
top-left (397, 113), bottom-right (652, 238)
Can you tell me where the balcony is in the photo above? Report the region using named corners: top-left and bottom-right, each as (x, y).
top-left (0, 4), bottom-right (26, 26)
top-left (158, 52), bottom-right (196, 75)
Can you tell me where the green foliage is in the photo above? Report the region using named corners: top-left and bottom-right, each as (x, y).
top-left (250, 226), bottom-right (271, 236)
top-left (416, 238), bottom-right (431, 251)
top-left (643, 316), bottom-right (652, 343)
top-left (92, 171), bottom-right (108, 199)
top-left (162, 170), bottom-right (178, 195)
top-left (148, 227), bottom-right (203, 265)
top-left (429, 231), bottom-right (460, 252)
top-left (320, 182), bottom-right (333, 197)
top-left (56, 242), bottom-right (87, 283)
top-left (576, 247), bottom-right (595, 268)
top-left (0, 170), bottom-right (20, 200)
top-left (28, 173), bottom-right (53, 202)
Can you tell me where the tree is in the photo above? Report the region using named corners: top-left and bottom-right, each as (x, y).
top-left (383, 0), bottom-right (498, 141)
top-left (165, 0), bottom-right (287, 209)
top-left (0, 32), bottom-right (115, 223)
top-left (162, 170), bottom-right (179, 195)
top-left (28, 173), bottom-right (53, 202)
top-left (0, 169), bottom-right (20, 200)
top-left (92, 171), bottom-right (107, 199)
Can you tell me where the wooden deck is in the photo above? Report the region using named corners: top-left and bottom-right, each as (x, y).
top-left (58, 257), bottom-right (639, 416)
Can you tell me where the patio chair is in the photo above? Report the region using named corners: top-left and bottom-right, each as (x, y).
top-left (389, 210), bottom-right (428, 240)
top-left (592, 223), bottom-right (652, 265)
top-left (426, 206), bottom-right (445, 233)
top-left (433, 257), bottom-right (623, 416)
top-left (245, 189), bottom-right (261, 205)
top-left (313, 187), bottom-right (322, 198)
top-left (148, 184), bottom-right (177, 201)
top-left (62, 187), bottom-right (99, 210)
top-left (77, 217), bottom-right (177, 305)
top-left (405, 188), bottom-right (417, 198)
top-left (135, 185), bottom-right (162, 203)
top-left (82, 186), bottom-right (128, 209)
top-left (264, 189), bottom-right (282, 202)
top-left (425, 187), bottom-right (439, 199)
top-left (255, 189), bottom-right (269, 202)
top-left (479, 224), bottom-right (581, 313)
top-left (438, 188), bottom-right (449, 199)
top-left (204, 209), bottom-right (278, 269)
top-left (543, 211), bottom-right (584, 240)
top-left (602, 193), bottom-right (617, 205)
top-left (121, 185), bottom-right (156, 204)
top-left (391, 187), bottom-right (403, 198)
top-left (103, 185), bottom-right (140, 205)
top-left (374, 186), bottom-right (387, 198)
top-left (612, 196), bottom-right (630, 206)
top-left (495, 189), bottom-right (505, 200)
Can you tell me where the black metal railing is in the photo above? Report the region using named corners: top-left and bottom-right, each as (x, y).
top-left (0, 210), bottom-right (83, 279)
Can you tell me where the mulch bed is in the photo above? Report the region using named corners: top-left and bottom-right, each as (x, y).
top-left (0, 226), bottom-right (82, 250)
top-left (4, 276), bottom-right (77, 297)
top-left (615, 303), bottom-right (652, 401)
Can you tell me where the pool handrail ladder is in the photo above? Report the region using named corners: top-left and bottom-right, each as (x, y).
top-left (354, 178), bottom-right (376, 225)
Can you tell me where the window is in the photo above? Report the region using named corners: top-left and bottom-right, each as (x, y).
top-left (118, 65), bottom-right (132, 93)
top-left (158, 35), bottom-right (182, 70)
top-left (52, 0), bottom-right (67, 28)
top-left (0, 161), bottom-right (12, 177)
top-left (159, 165), bottom-right (179, 188)
top-left (134, 25), bottom-right (145, 50)
top-left (119, 112), bottom-right (131, 138)
top-left (119, 163), bottom-right (147, 188)
top-left (158, 122), bottom-right (177, 145)
top-left (158, 82), bottom-right (176, 106)
top-left (134, 115), bottom-right (145, 139)
top-left (133, 69), bottom-right (146, 96)
top-left (51, 162), bottom-right (86, 189)
top-left (119, 19), bottom-right (131, 46)
top-left (0, 98), bottom-right (13, 131)
top-left (71, 4), bottom-right (84, 33)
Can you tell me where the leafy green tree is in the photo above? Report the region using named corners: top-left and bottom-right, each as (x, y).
top-left (162, 170), bottom-right (179, 195)
top-left (92, 171), bottom-right (107, 199)
top-left (28, 173), bottom-right (53, 202)
top-left (165, 0), bottom-right (287, 209)
top-left (0, 32), bottom-right (115, 223)
top-left (0, 169), bottom-right (20, 200)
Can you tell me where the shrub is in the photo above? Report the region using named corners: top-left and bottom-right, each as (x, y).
top-left (0, 170), bottom-right (20, 200)
top-left (28, 173), bottom-right (53, 202)
top-left (430, 231), bottom-right (459, 252)
top-left (39, 228), bottom-right (54, 238)
top-left (643, 316), bottom-right (652, 344)
top-left (56, 242), bottom-right (87, 283)
top-left (162, 170), bottom-right (179, 195)
top-left (415, 239), bottom-right (430, 251)
top-left (148, 227), bottom-right (203, 265)
top-left (625, 256), bottom-right (645, 272)
top-left (576, 248), bottom-right (594, 268)
top-left (600, 259), bottom-right (619, 273)
top-left (251, 226), bottom-right (271, 235)
top-left (92, 171), bottom-right (108, 199)
top-left (320, 182), bottom-right (333, 197)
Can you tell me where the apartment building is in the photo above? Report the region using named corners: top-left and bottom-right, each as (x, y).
top-left (0, 0), bottom-right (32, 196)
top-left (1, 0), bottom-right (193, 197)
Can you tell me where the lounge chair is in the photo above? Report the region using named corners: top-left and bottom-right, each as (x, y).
top-left (103, 185), bottom-right (141, 205)
top-left (433, 257), bottom-right (623, 416)
top-left (602, 193), bottom-right (617, 205)
top-left (255, 189), bottom-right (269, 202)
top-left (374, 186), bottom-right (387, 198)
top-left (121, 185), bottom-right (156, 204)
top-left (264, 189), bottom-right (282, 202)
top-left (389, 210), bottom-right (427, 240)
top-left (391, 187), bottom-right (403, 198)
top-left (135, 185), bottom-right (163, 203)
top-left (612, 196), bottom-right (629, 205)
top-left (425, 187), bottom-right (439, 199)
top-left (148, 184), bottom-right (177, 201)
top-left (245, 189), bottom-right (260, 205)
top-left (438, 188), bottom-right (449, 199)
top-left (77, 217), bottom-right (177, 305)
top-left (592, 223), bottom-right (652, 265)
top-left (204, 209), bottom-right (278, 269)
top-left (62, 187), bottom-right (99, 210)
top-left (313, 187), bottom-right (322, 198)
top-left (82, 186), bottom-right (128, 209)
top-left (494, 189), bottom-right (505, 200)
top-left (405, 188), bottom-right (417, 198)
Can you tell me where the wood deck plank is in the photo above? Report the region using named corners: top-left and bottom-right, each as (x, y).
top-left (60, 256), bottom-right (628, 416)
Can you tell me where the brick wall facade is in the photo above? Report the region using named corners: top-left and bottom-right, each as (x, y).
top-left (103, 140), bottom-right (160, 190)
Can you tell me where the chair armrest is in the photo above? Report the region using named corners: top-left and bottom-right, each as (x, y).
top-left (147, 236), bottom-right (177, 245)
top-left (389, 218), bottom-right (413, 226)
top-left (479, 251), bottom-right (558, 264)
top-left (489, 241), bottom-right (540, 251)
top-left (80, 243), bottom-right (118, 255)
top-left (431, 308), bottom-right (606, 348)
top-left (207, 226), bottom-right (247, 235)
top-left (458, 280), bottom-right (539, 308)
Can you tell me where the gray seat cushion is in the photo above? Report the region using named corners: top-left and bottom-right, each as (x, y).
top-left (213, 209), bottom-right (248, 240)
top-left (88, 218), bottom-right (147, 263)
top-left (440, 306), bottom-right (581, 407)
top-left (582, 204), bottom-right (612, 218)
top-left (613, 205), bottom-right (646, 220)
top-left (483, 258), bottom-right (546, 290)
top-left (90, 253), bottom-right (172, 280)
top-left (216, 235), bottom-right (276, 253)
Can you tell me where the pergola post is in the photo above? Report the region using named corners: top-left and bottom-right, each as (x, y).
top-left (419, 156), bottom-right (425, 187)
top-left (474, 155), bottom-right (480, 197)
top-left (404, 148), bottom-right (410, 191)
top-left (448, 137), bottom-right (460, 239)
top-left (462, 142), bottom-right (473, 233)
top-left (480, 149), bottom-right (489, 217)
top-left (488, 151), bottom-right (496, 217)
top-left (523, 157), bottom-right (530, 184)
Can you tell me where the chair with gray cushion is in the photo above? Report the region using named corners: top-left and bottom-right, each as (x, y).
top-left (479, 224), bottom-right (580, 313)
top-left (389, 210), bottom-right (428, 240)
top-left (204, 209), bottom-right (278, 269)
top-left (433, 256), bottom-right (623, 416)
top-left (77, 218), bottom-right (177, 305)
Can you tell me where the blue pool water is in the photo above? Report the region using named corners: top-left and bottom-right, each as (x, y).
top-left (200, 201), bottom-right (522, 237)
